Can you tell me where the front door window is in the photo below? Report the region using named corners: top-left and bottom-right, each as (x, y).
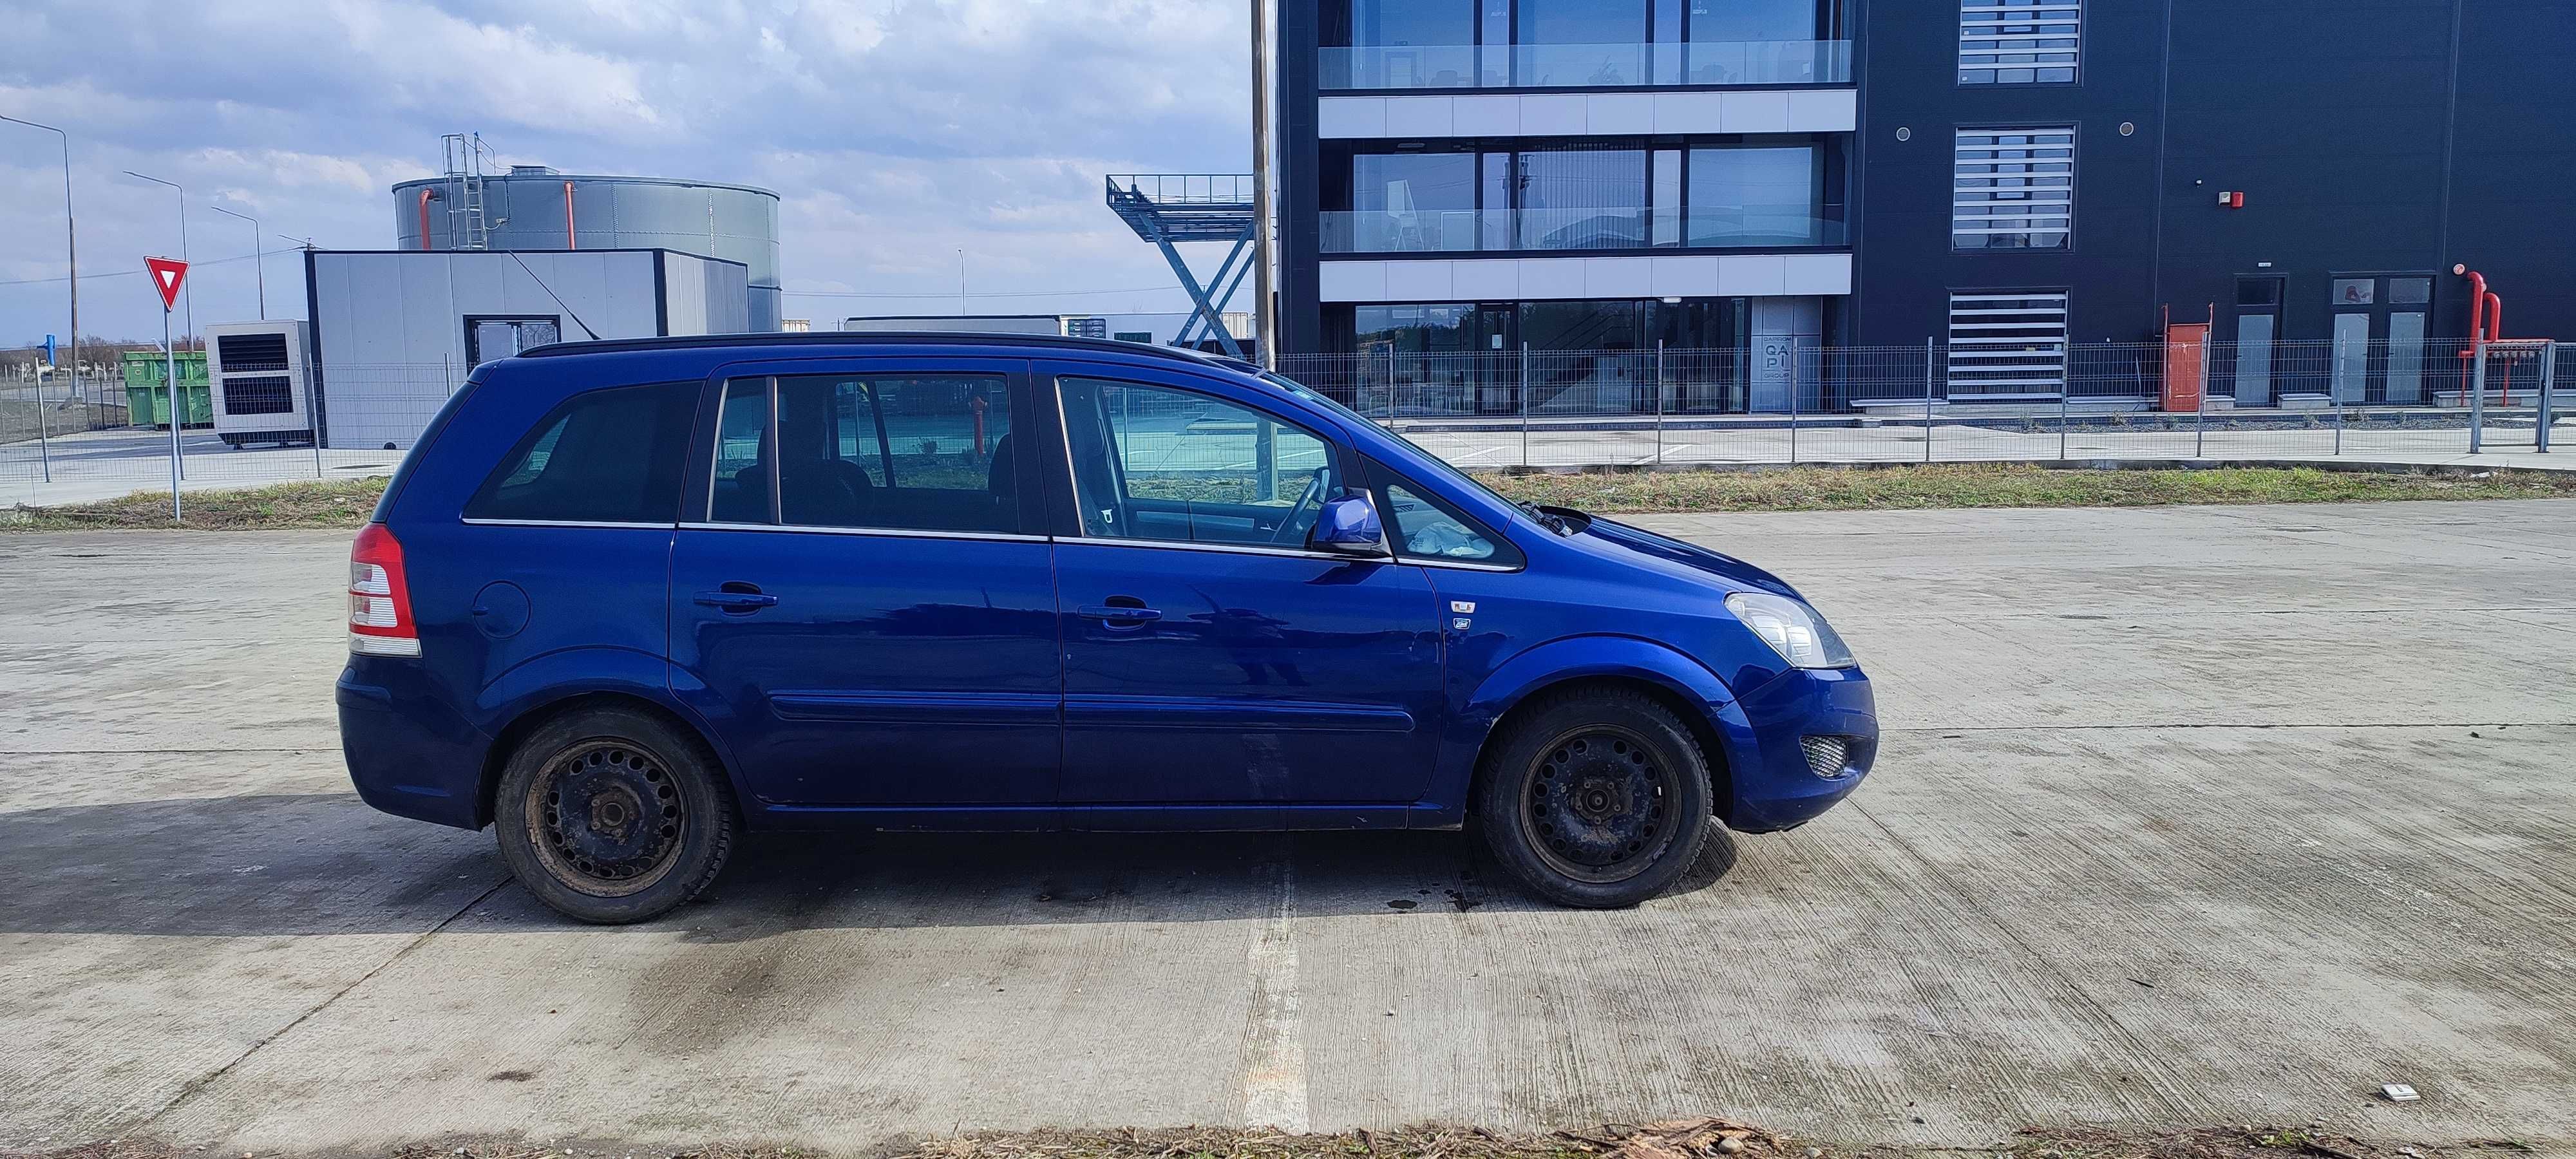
top-left (1057, 377), bottom-right (1341, 548)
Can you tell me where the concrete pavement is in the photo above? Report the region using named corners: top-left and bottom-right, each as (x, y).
top-left (3, 501), bottom-right (2573, 1153)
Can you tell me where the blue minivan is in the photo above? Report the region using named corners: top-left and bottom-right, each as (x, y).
top-left (339, 334), bottom-right (1875, 923)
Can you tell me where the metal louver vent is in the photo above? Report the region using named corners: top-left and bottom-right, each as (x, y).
top-left (216, 332), bottom-right (290, 372)
top-left (1949, 292), bottom-right (2069, 398)
top-left (1960, 0), bottom-right (2081, 84)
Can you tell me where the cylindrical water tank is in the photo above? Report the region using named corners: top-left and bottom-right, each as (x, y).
top-left (393, 167), bottom-right (783, 330)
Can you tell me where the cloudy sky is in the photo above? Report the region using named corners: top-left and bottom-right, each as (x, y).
top-left (0, 0), bottom-right (1255, 346)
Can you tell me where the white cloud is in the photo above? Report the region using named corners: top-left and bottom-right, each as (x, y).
top-left (1, 0), bottom-right (1257, 340)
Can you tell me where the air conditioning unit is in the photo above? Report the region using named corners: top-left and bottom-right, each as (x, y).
top-left (206, 321), bottom-right (315, 448)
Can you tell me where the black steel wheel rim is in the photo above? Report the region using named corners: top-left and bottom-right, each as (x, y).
top-left (1520, 725), bottom-right (1677, 885)
top-left (524, 740), bottom-right (687, 897)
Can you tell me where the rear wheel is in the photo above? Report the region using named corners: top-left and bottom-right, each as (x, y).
top-left (1475, 688), bottom-right (1712, 908)
top-left (493, 706), bottom-right (735, 924)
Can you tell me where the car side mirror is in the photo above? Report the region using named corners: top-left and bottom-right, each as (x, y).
top-left (1310, 493), bottom-right (1390, 558)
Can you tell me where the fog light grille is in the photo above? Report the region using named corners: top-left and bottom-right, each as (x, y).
top-left (1799, 735), bottom-right (1851, 779)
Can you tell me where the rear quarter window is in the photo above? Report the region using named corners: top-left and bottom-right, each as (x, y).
top-left (464, 382), bottom-right (700, 523)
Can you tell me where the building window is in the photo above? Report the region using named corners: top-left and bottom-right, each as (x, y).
top-left (1953, 127), bottom-right (2074, 250)
top-left (1323, 137), bottom-right (1846, 254)
top-left (1688, 144), bottom-right (1826, 247)
top-left (1958, 0), bottom-right (2079, 84)
top-left (1947, 291), bottom-right (2069, 398)
top-left (1320, 0), bottom-right (1849, 90)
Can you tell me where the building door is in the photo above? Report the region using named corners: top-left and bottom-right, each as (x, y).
top-left (2329, 275), bottom-right (2436, 404)
top-left (2231, 277), bottom-right (2284, 406)
top-left (1473, 303), bottom-right (1517, 414)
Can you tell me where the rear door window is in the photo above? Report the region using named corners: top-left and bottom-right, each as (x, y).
top-left (712, 373), bottom-right (1023, 534)
top-left (464, 382), bottom-right (697, 523)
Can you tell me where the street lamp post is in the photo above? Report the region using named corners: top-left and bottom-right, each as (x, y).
top-left (122, 170), bottom-right (195, 346)
top-left (208, 203), bottom-right (263, 319)
top-left (1, 113), bottom-right (74, 484)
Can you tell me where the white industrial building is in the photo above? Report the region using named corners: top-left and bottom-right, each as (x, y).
top-left (304, 248), bottom-right (749, 449)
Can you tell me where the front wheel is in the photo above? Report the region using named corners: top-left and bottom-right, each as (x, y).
top-left (1475, 688), bottom-right (1713, 908)
top-left (492, 707), bottom-right (737, 924)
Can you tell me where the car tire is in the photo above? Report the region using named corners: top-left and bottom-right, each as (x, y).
top-left (1474, 687), bottom-right (1712, 909)
top-left (492, 706), bottom-right (737, 925)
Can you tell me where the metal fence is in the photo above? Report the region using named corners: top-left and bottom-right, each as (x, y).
top-left (0, 363), bottom-right (453, 502)
top-left (1280, 338), bottom-right (2565, 469)
top-left (1, 340), bottom-right (2563, 506)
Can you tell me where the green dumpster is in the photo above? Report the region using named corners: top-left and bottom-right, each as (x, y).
top-left (122, 350), bottom-right (213, 428)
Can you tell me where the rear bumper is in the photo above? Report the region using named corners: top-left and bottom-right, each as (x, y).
top-left (1718, 666), bottom-right (1877, 833)
top-left (337, 659), bottom-right (491, 830)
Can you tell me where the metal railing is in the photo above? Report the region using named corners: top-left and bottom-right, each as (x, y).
top-left (1320, 40), bottom-right (1853, 90)
top-left (1320, 206), bottom-right (1849, 254)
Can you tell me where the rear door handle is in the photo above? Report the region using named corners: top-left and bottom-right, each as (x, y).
top-left (694, 587), bottom-right (779, 612)
top-left (1076, 601), bottom-right (1162, 624)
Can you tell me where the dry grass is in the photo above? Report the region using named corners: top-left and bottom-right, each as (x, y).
top-left (0, 477), bottom-right (386, 531)
top-left (1477, 464), bottom-right (2576, 514)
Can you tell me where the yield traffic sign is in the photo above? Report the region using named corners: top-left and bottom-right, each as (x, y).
top-left (146, 256), bottom-right (189, 311)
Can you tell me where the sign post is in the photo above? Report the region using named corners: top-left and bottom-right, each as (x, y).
top-left (147, 256), bottom-right (189, 520)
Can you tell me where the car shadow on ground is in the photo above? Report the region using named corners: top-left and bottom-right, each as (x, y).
top-left (0, 791), bottom-right (1739, 938)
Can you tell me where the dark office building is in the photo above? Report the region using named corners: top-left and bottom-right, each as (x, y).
top-left (1277, 0), bottom-right (2576, 409)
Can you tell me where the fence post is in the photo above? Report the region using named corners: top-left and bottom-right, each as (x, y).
top-left (1386, 344), bottom-right (1397, 421)
top-left (2539, 340), bottom-right (2557, 454)
top-left (2333, 370), bottom-right (2345, 456)
top-left (33, 366), bottom-right (53, 484)
top-left (1924, 335), bottom-right (1936, 464)
top-left (1787, 339), bottom-right (1800, 466)
top-left (308, 366), bottom-right (326, 478)
top-left (2195, 336), bottom-right (2210, 459)
top-left (1519, 341), bottom-right (1531, 468)
top-left (1654, 339), bottom-right (1666, 466)
top-left (2058, 377), bottom-right (2070, 462)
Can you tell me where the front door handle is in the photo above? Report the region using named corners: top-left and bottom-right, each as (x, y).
top-left (694, 583), bottom-right (779, 612)
top-left (1076, 599), bottom-right (1162, 627)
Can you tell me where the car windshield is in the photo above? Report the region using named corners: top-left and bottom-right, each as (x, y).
top-left (1259, 369), bottom-right (1533, 517)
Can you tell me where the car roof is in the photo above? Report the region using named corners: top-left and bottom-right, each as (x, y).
top-left (515, 330), bottom-right (1240, 370)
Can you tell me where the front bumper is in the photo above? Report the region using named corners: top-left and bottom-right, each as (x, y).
top-left (1719, 665), bottom-right (1877, 832)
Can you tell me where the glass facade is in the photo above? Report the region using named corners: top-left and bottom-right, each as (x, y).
top-left (1321, 299), bottom-right (1762, 415)
top-left (1321, 137), bottom-right (1846, 254)
top-left (1321, 0), bottom-right (1848, 88)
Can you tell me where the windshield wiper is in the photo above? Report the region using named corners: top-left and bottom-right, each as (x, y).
top-left (1517, 500), bottom-right (1577, 536)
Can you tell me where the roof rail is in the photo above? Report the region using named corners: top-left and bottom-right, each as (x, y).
top-left (516, 330), bottom-right (1227, 365)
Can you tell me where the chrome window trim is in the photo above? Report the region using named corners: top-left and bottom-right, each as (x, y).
top-left (678, 521), bottom-right (1048, 544)
top-left (460, 517), bottom-right (677, 530)
top-left (1405, 557), bottom-right (1524, 573)
top-left (1055, 534), bottom-right (1386, 563)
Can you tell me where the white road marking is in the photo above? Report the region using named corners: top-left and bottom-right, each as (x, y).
top-left (1448, 445), bottom-right (1509, 462)
top-left (1629, 443), bottom-right (1696, 464)
top-left (1238, 854), bottom-right (1307, 1131)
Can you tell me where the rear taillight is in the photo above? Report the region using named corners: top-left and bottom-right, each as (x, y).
top-left (348, 522), bottom-right (420, 657)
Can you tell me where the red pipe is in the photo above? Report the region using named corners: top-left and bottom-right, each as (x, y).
top-left (564, 181), bottom-right (577, 250)
top-left (416, 189), bottom-right (435, 250)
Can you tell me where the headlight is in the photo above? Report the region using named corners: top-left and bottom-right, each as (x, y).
top-left (1725, 591), bottom-right (1857, 669)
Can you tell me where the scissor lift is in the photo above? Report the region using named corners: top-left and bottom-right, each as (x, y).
top-left (1106, 174), bottom-right (1256, 360)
